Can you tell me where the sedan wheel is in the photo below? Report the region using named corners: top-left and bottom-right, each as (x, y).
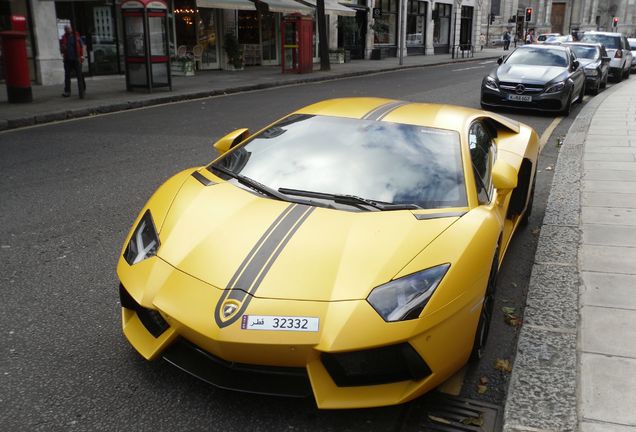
top-left (615, 70), bottom-right (624, 83)
top-left (560, 90), bottom-right (573, 117)
top-left (470, 251), bottom-right (499, 362)
top-left (577, 82), bottom-right (585, 103)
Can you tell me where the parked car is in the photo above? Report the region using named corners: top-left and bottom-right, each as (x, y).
top-left (538, 33), bottom-right (560, 43)
top-left (628, 38), bottom-right (636, 71)
top-left (117, 97), bottom-right (539, 408)
top-left (481, 44), bottom-right (586, 116)
top-left (563, 42), bottom-right (610, 94)
top-left (544, 34), bottom-right (574, 45)
top-left (580, 31), bottom-right (633, 82)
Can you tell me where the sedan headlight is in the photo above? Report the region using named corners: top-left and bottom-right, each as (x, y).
top-left (484, 76), bottom-right (499, 91)
top-left (545, 81), bottom-right (566, 93)
top-left (367, 264), bottom-right (450, 322)
top-left (584, 67), bottom-right (599, 76)
top-left (124, 210), bottom-right (160, 265)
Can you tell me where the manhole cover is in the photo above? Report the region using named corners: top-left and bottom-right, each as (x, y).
top-left (401, 393), bottom-right (501, 432)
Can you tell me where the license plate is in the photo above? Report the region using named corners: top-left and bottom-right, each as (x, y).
top-left (508, 94), bottom-right (532, 102)
top-left (241, 315), bottom-right (320, 332)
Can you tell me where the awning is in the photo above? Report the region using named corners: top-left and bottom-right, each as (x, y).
top-left (196, 0), bottom-right (313, 13)
top-left (298, 0), bottom-right (357, 15)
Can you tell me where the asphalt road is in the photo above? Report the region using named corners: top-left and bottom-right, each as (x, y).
top-left (0, 60), bottom-right (595, 431)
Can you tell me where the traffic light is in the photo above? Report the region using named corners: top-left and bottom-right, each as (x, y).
top-left (613, 17), bottom-right (619, 27)
top-left (525, 7), bottom-right (532, 22)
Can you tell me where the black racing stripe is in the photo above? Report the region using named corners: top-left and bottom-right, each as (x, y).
top-left (191, 171), bottom-right (215, 186)
top-left (413, 211), bottom-right (467, 220)
top-left (228, 204), bottom-right (310, 302)
top-left (376, 101), bottom-right (410, 121)
top-left (362, 101), bottom-right (408, 121)
top-left (225, 206), bottom-right (316, 326)
top-left (214, 204), bottom-right (295, 328)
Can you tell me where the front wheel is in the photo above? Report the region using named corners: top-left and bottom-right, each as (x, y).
top-left (470, 250), bottom-right (499, 362)
top-left (577, 81), bottom-right (585, 103)
top-left (560, 90), bottom-right (573, 117)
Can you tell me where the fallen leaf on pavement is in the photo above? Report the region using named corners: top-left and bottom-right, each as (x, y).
top-left (477, 384), bottom-right (488, 394)
top-left (546, 166), bottom-right (553, 171)
top-left (532, 227), bottom-right (540, 236)
top-left (461, 415), bottom-right (484, 426)
top-left (479, 376), bottom-right (489, 385)
top-left (495, 359), bottom-right (512, 373)
top-left (502, 307), bottom-right (522, 327)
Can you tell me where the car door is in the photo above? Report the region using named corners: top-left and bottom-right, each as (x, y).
top-left (568, 49), bottom-right (585, 94)
top-left (622, 36), bottom-right (633, 70)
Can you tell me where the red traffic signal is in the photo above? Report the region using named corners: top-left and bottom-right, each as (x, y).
top-left (613, 17), bottom-right (619, 27)
top-left (525, 8), bottom-right (532, 22)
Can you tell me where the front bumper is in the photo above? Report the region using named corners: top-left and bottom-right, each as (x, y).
top-left (481, 84), bottom-right (569, 112)
top-left (117, 256), bottom-right (480, 408)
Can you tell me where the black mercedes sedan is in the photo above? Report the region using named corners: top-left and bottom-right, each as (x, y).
top-left (563, 42), bottom-right (610, 94)
top-left (480, 45), bottom-right (586, 116)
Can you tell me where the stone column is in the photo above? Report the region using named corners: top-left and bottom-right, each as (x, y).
top-left (426, 0), bottom-right (434, 54)
top-left (589, 0), bottom-right (599, 28)
top-left (365, 0), bottom-right (376, 59)
top-left (29, 0), bottom-right (64, 85)
top-left (328, 12), bottom-right (338, 50)
top-left (544, 0), bottom-right (552, 27)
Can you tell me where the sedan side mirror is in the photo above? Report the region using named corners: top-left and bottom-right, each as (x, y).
top-left (492, 159), bottom-right (518, 203)
top-left (497, 56), bottom-right (505, 65)
top-left (572, 59), bottom-right (580, 70)
top-left (213, 128), bottom-right (250, 154)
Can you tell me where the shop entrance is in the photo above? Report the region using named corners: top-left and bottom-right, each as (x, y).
top-left (338, 10), bottom-right (366, 59)
top-left (238, 10), bottom-right (279, 66)
top-left (197, 9), bottom-right (219, 69)
top-left (55, 0), bottom-right (121, 76)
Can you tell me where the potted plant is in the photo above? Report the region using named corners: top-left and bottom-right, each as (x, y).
top-left (223, 32), bottom-right (244, 71)
top-left (170, 52), bottom-right (195, 76)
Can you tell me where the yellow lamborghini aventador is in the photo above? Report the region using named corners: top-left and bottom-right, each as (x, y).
top-left (117, 98), bottom-right (539, 409)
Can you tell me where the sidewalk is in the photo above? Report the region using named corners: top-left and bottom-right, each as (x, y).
top-left (0, 48), bottom-right (502, 131)
top-left (503, 77), bottom-right (636, 431)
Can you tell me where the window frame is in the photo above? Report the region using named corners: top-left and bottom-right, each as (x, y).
top-left (468, 120), bottom-right (497, 205)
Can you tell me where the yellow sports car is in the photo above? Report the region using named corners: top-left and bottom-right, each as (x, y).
top-left (117, 98), bottom-right (539, 409)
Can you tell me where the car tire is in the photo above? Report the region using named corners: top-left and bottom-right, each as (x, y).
top-left (470, 249), bottom-right (499, 362)
top-left (577, 81), bottom-right (585, 103)
top-left (590, 81), bottom-right (600, 95)
top-left (615, 70), bottom-right (623, 83)
top-left (560, 90), bottom-right (573, 117)
top-left (601, 74), bottom-right (608, 88)
top-left (520, 172), bottom-right (536, 227)
top-left (624, 67), bottom-right (631, 79)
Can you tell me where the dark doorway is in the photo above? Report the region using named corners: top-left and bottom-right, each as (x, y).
top-left (338, 10), bottom-right (366, 60)
top-left (551, 2), bottom-right (566, 34)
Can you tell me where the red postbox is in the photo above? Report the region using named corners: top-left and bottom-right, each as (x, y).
top-left (1, 15), bottom-right (32, 103)
top-left (121, 0), bottom-right (171, 91)
top-left (281, 14), bottom-right (313, 74)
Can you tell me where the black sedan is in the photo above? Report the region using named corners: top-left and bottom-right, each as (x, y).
top-left (481, 45), bottom-right (586, 116)
top-left (563, 42), bottom-right (610, 94)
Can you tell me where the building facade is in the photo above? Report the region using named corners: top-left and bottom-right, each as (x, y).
top-left (483, 0), bottom-right (636, 44)
top-left (2, 0), bottom-right (484, 85)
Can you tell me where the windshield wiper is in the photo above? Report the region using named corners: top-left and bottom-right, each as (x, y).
top-left (209, 165), bottom-right (287, 201)
top-left (278, 188), bottom-right (420, 211)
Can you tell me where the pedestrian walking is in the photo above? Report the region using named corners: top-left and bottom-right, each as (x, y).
top-left (60, 25), bottom-right (86, 99)
top-left (525, 29), bottom-right (536, 44)
top-left (479, 33), bottom-right (486, 51)
top-left (503, 30), bottom-right (511, 51)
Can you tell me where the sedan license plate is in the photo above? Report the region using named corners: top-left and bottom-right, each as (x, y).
top-left (241, 315), bottom-right (320, 332)
top-left (508, 94), bottom-right (532, 102)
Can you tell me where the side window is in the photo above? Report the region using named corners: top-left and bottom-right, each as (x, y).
top-left (469, 121), bottom-right (496, 205)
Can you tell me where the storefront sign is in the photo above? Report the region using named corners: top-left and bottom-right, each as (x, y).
top-left (372, 7), bottom-right (382, 18)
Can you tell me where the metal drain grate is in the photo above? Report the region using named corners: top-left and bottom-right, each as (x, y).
top-left (402, 393), bottom-right (501, 432)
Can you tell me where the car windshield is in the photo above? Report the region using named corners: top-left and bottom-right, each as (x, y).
top-left (505, 48), bottom-right (569, 67)
top-left (581, 34), bottom-right (620, 49)
top-left (569, 45), bottom-right (598, 59)
top-left (211, 114), bottom-right (467, 210)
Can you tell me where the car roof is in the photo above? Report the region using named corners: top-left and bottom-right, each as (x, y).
top-left (516, 44), bottom-right (569, 52)
top-left (563, 42), bottom-right (602, 48)
top-left (584, 31), bottom-right (622, 37)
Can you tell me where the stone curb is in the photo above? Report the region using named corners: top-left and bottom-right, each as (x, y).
top-left (0, 55), bottom-right (498, 132)
top-left (502, 82), bottom-right (625, 432)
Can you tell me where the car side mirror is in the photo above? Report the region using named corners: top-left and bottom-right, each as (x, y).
top-left (213, 128), bottom-right (250, 154)
top-left (602, 56), bottom-right (611, 64)
top-left (497, 56), bottom-right (504, 65)
top-left (492, 159), bottom-right (518, 203)
top-left (572, 59), bottom-right (580, 69)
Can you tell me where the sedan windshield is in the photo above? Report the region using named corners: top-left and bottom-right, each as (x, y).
top-left (581, 34), bottom-right (620, 49)
top-left (505, 48), bottom-right (569, 67)
top-left (569, 45), bottom-right (598, 60)
top-left (211, 115), bottom-right (467, 210)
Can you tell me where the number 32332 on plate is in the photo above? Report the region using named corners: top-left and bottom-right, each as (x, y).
top-left (241, 315), bottom-right (320, 332)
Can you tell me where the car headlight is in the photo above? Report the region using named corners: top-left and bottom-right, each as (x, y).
top-left (545, 81), bottom-right (566, 93)
top-left (584, 67), bottom-right (598, 76)
top-left (124, 210), bottom-right (160, 265)
top-left (484, 76), bottom-right (499, 91)
top-left (367, 264), bottom-right (450, 322)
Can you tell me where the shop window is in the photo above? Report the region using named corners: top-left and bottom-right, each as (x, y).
top-left (406, 0), bottom-right (426, 47)
top-left (433, 3), bottom-right (451, 47)
top-left (373, 0), bottom-right (397, 45)
top-left (238, 11), bottom-right (259, 45)
top-left (459, 6), bottom-right (473, 48)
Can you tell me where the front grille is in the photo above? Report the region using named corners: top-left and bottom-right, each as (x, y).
top-left (321, 343), bottom-right (432, 387)
top-left (119, 284), bottom-right (169, 338)
top-left (163, 339), bottom-right (312, 398)
top-left (499, 81), bottom-right (545, 93)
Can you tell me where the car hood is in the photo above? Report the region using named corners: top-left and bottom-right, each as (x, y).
top-left (496, 64), bottom-right (567, 84)
top-left (156, 178), bottom-right (461, 301)
top-left (578, 58), bottom-right (597, 67)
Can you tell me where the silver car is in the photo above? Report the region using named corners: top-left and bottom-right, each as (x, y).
top-left (580, 31), bottom-right (633, 82)
top-left (563, 43), bottom-right (610, 94)
top-left (480, 45), bottom-right (586, 116)
top-left (629, 38), bottom-right (636, 71)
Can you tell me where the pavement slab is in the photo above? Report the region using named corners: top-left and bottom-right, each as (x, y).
top-left (581, 306), bottom-right (636, 358)
top-left (581, 271), bottom-right (636, 310)
top-left (580, 244), bottom-right (636, 274)
top-left (582, 224), bottom-right (636, 247)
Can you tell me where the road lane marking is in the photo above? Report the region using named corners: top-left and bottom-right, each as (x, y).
top-left (539, 116), bottom-right (564, 152)
top-left (452, 65), bottom-right (486, 72)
